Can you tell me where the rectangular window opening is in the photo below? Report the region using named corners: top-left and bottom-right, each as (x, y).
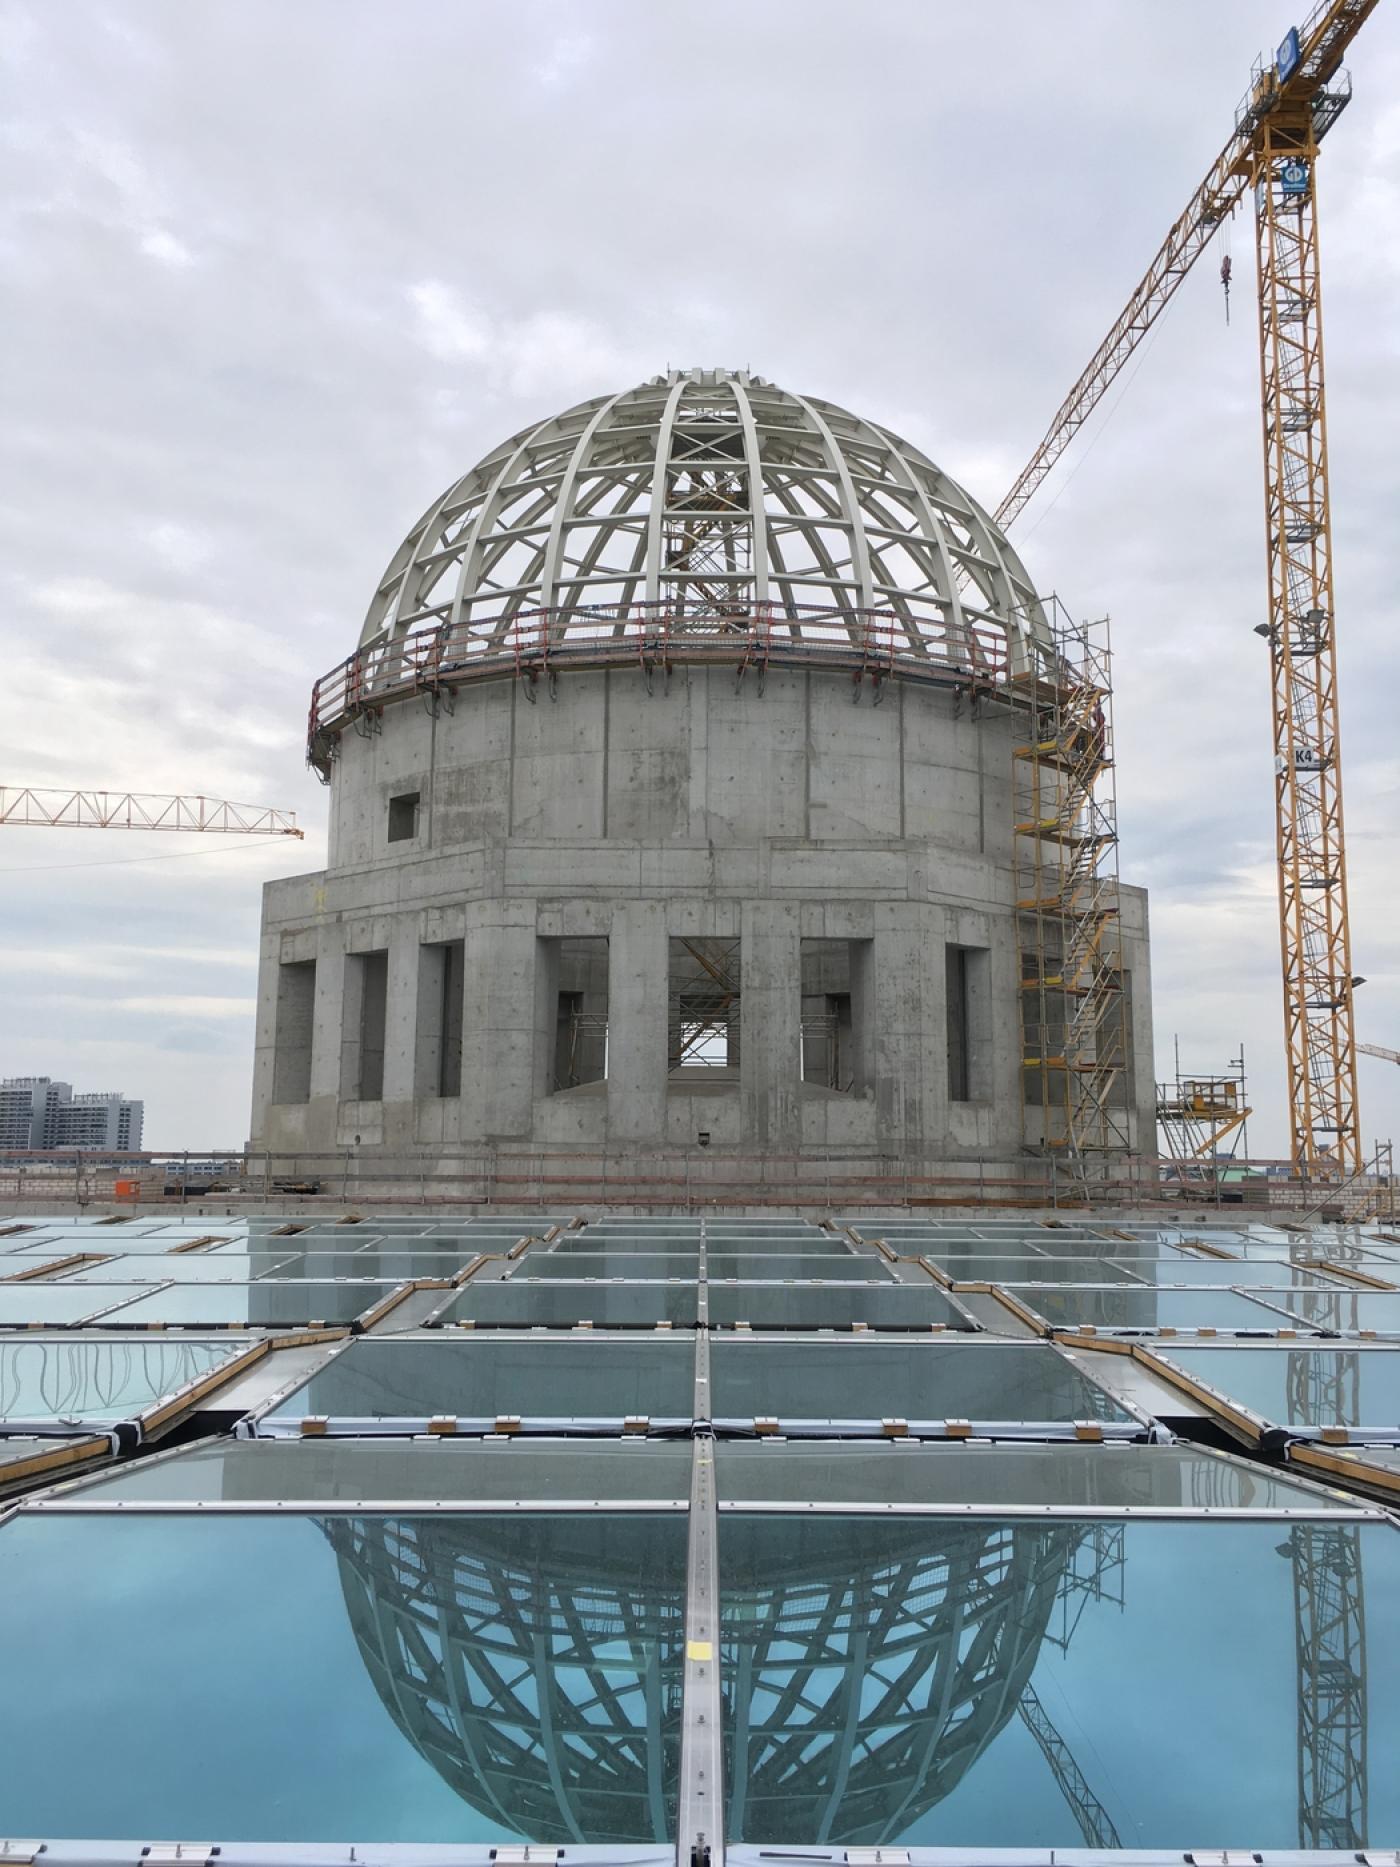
top-left (800, 938), bottom-right (872, 1094)
top-left (415, 940), bottom-right (464, 1099)
top-left (669, 937), bottom-right (740, 1074)
top-left (272, 960), bottom-right (316, 1105)
top-left (387, 791), bottom-right (420, 843)
top-left (947, 942), bottom-right (992, 1103)
top-left (343, 949), bottom-right (388, 1102)
top-left (543, 937), bottom-right (608, 1092)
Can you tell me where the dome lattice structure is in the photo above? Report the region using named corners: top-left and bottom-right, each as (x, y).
top-left (325, 1512), bottom-right (1082, 1847)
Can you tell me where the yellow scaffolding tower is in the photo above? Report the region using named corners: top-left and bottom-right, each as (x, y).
top-left (1013, 610), bottom-right (1131, 1185)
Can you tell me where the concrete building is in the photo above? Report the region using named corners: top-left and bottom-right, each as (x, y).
top-left (0, 1077), bottom-right (144, 1151)
top-left (253, 369), bottom-right (1153, 1177)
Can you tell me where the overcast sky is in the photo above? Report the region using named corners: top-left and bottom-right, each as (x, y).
top-left (5, 0), bottom-right (1398, 1158)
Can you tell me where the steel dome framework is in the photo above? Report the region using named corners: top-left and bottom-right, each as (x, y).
top-left (360, 369), bottom-right (1046, 661)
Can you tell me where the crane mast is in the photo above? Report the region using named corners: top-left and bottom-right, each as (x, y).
top-left (995, 0), bottom-right (1380, 1176)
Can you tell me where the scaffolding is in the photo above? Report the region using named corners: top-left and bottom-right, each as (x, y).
top-left (1013, 609), bottom-right (1131, 1185)
top-left (1157, 1038), bottom-right (1252, 1181)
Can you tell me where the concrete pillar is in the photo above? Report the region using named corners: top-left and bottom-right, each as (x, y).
top-left (460, 902), bottom-right (540, 1140)
top-left (380, 919), bottom-right (419, 1104)
top-left (606, 901), bottom-right (669, 1143)
top-left (740, 902), bottom-right (803, 1150)
top-left (308, 928), bottom-right (347, 1104)
top-left (872, 909), bottom-right (947, 1149)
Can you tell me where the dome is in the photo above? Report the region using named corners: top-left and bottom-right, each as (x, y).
top-left (359, 368), bottom-right (1047, 666)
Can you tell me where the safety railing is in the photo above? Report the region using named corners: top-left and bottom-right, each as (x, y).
top-left (307, 601), bottom-right (1015, 771)
top-left (0, 1145), bottom-right (1363, 1214)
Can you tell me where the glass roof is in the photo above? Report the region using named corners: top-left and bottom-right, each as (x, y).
top-left (2, 1205), bottom-right (1396, 1852)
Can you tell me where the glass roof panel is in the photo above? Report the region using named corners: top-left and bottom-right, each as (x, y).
top-left (1265, 1288), bottom-right (1400, 1334)
top-left (999, 1285), bottom-right (1306, 1334)
top-left (932, 1254), bottom-right (1149, 1285)
top-left (718, 1515), bottom-right (1400, 1847)
top-left (0, 1510), bottom-right (686, 1842)
top-left (109, 1280), bottom-right (400, 1328)
top-left (709, 1339), bottom-right (1133, 1427)
top-left (51, 1253), bottom-right (294, 1283)
top-left (58, 1436), bottom-right (693, 1504)
top-left (506, 1252), bottom-right (698, 1280)
top-left (1106, 1259), bottom-right (1347, 1290)
top-left (257, 1250), bottom-right (475, 1281)
top-left (704, 1253), bottom-right (893, 1282)
top-left (0, 1336), bottom-right (251, 1423)
top-left (707, 1284), bottom-right (973, 1331)
top-left (431, 1281), bottom-right (701, 1329)
top-left (714, 1440), bottom-right (1357, 1510)
top-left (261, 1335), bottom-right (697, 1426)
top-left (1151, 1344), bottom-right (1400, 1432)
top-left (0, 1283), bottom-right (147, 1326)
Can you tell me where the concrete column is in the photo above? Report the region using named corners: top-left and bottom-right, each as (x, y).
top-left (380, 919), bottom-right (420, 1104)
top-left (460, 901), bottom-right (540, 1141)
top-left (606, 901), bottom-right (669, 1143)
top-left (248, 933), bottom-right (280, 1141)
top-left (740, 901), bottom-right (803, 1150)
top-left (871, 908), bottom-right (947, 1150)
top-left (308, 927), bottom-right (347, 1104)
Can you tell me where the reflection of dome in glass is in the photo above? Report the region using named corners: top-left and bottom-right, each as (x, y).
top-left (359, 368), bottom-right (1047, 663)
top-left (325, 1513), bottom-right (1079, 1846)
top-left (326, 1514), bottom-right (686, 1844)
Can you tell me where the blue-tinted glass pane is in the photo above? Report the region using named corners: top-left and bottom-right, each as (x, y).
top-left (0, 1283), bottom-right (146, 1326)
top-left (1001, 1285), bottom-right (1302, 1333)
top-left (263, 1335), bottom-right (696, 1425)
top-left (930, 1254), bottom-right (1148, 1284)
top-left (509, 1253), bottom-right (697, 1280)
top-left (0, 1511), bottom-right (685, 1841)
top-left (433, 1282), bottom-right (700, 1328)
top-left (710, 1339), bottom-right (1131, 1426)
top-left (715, 1440), bottom-right (1353, 1510)
top-left (110, 1281), bottom-right (397, 1328)
top-left (705, 1253), bottom-right (893, 1281)
top-left (707, 1284), bottom-right (972, 1331)
top-left (1154, 1344), bottom-right (1400, 1431)
top-left (1269, 1289), bottom-right (1400, 1334)
top-left (0, 1337), bottom-right (248, 1422)
top-left (720, 1516), bottom-right (1400, 1847)
top-left (67, 1437), bottom-right (693, 1504)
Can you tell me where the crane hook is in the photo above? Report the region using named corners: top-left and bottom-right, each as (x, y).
top-left (1220, 252), bottom-right (1232, 326)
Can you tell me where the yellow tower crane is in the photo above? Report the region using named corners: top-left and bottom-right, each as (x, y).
top-left (998, 0), bottom-right (1380, 1176)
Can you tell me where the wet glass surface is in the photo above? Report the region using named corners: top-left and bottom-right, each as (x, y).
top-left (709, 1339), bottom-right (1133, 1426)
top-left (110, 1280), bottom-right (400, 1328)
top-left (432, 1281), bottom-right (701, 1329)
top-left (714, 1439), bottom-right (1359, 1509)
top-left (0, 1336), bottom-right (250, 1422)
top-left (1151, 1344), bottom-right (1400, 1430)
top-left (1000, 1284), bottom-right (1305, 1333)
top-left (262, 1335), bottom-right (698, 1424)
top-left (0, 1510), bottom-right (686, 1841)
top-left (62, 1436), bottom-right (694, 1503)
top-left (707, 1283), bottom-right (973, 1331)
top-left (719, 1514), bottom-right (1400, 1847)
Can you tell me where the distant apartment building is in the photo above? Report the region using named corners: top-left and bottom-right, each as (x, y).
top-left (0, 1077), bottom-right (144, 1151)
